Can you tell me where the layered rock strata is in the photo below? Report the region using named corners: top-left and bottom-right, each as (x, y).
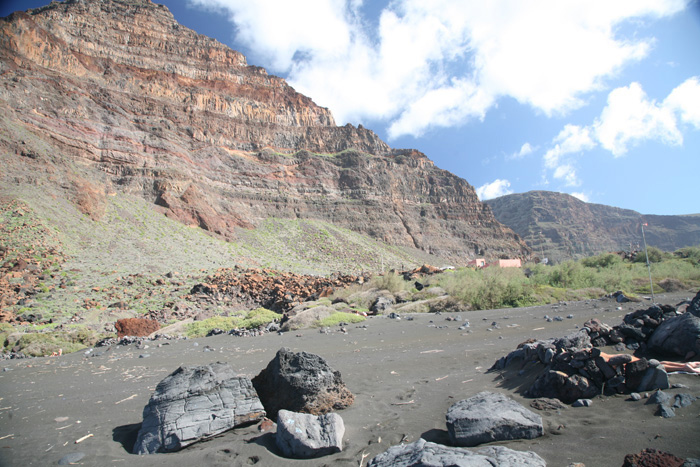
top-left (0, 0), bottom-right (529, 262)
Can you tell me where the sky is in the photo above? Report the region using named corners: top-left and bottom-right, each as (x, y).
top-left (2, 0), bottom-right (700, 215)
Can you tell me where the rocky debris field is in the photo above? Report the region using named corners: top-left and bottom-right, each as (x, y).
top-left (1, 290), bottom-right (699, 466)
top-left (187, 267), bottom-right (369, 313)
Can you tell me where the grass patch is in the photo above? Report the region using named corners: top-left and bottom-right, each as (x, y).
top-left (315, 312), bottom-right (366, 327)
top-left (3, 327), bottom-right (112, 357)
top-left (185, 308), bottom-right (279, 338)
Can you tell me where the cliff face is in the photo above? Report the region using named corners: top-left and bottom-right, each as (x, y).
top-left (486, 191), bottom-right (700, 262)
top-left (0, 0), bottom-right (529, 263)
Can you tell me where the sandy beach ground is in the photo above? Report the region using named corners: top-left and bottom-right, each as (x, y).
top-left (1, 291), bottom-right (698, 466)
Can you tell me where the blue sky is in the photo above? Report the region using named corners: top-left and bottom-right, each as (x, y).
top-left (2, 0), bottom-right (699, 215)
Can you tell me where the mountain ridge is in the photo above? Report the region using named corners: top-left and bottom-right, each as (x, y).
top-left (486, 190), bottom-right (700, 263)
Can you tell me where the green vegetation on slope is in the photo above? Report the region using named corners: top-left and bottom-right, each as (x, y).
top-left (331, 248), bottom-right (700, 312)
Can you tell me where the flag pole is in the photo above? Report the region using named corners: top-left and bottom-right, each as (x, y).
top-left (641, 222), bottom-right (655, 303)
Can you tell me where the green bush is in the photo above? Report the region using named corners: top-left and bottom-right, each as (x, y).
top-left (315, 312), bottom-right (366, 327)
top-left (633, 247), bottom-right (667, 263)
top-left (369, 273), bottom-right (413, 293)
top-left (581, 253), bottom-right (621, 269)
top-left (674, 246), bottom-right (700, 266)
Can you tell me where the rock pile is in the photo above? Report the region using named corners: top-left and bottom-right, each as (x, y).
top-left (189, 267), bottom-right (365, 313)
top-left (491, 291), bottom-right (700, 403)
top-left (133, 363), bottom-right (265, 454)
top-left (252, 347), bottom-right (354, 419)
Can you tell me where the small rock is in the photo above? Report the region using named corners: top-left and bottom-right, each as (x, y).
top-left (657, 404), bottom-right (675, 418)
top-left (572, 399), bottom-right (592, 407)
top-left (58, 452), bottom-right (85, 465)
top-left (258, 418), bottom-right (276, 433)
top-left (530, 398), bottom-right (567, 411)
top-left (628, 393), bottom-right (642, 401)
top-left (646, 390), bottom-right (671, 406)
top-left (672, 393), bottom-right (696, 409)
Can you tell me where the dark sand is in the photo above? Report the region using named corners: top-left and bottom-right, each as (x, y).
top-left (1, 292), bottom-right (698, 466)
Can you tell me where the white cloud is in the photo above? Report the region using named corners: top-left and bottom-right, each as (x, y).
top-left (509, 142), bottom-right (535, 160)
top-left (664, 76), bottom-right (700, 129)
top-left (187, 0), bottom-right (687, 137)
top-left (594, 82), bottom-right (682, 156)
top-left (544, 125), bottom-right (596, 168)
top-left (571, 192), bottom-right (590, 202)
top-left (553, 164), bottom-right (580, 186)
top-left (542, 76), bottom-right (700, 190)
top-left (476, 179), bottom-right (512, 200)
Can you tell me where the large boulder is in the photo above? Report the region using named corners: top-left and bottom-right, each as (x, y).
top-left (280, 306), bottom-right (335, 331)
top-left (446, 392), bottom-right (543, 447)
top-left (133, 363), bottom-right (265, 454)
top-left (368, 438), bottom-right (546, 467)
top-left (275, 409), bottom-right (344, 458)
top-left (252, 348), bottom-right (354, 419)
top-left (648, 311), bottom-right (700, 359)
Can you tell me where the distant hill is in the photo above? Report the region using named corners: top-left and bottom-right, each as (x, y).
top-left (485, 191), bottom-right (700, 263)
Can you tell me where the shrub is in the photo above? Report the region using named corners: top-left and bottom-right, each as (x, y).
top-left (315, 312), bottom-right (366, 327)
top-left (581, 253), bottom-right (621, 269)
top-left (674, 246), bottom-right (700, 266)
top-left (633, 247), bottom-right (667, 263)
top-left (369, 273), bottom-right (413, 293)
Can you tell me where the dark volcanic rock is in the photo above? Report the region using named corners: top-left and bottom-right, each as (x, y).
top-left (648, 311), bottom-right (700, 359)
top-left (252, 348), bottom-right (354, 420)
top-left (368, 438), bottom-right (546, 467)
top-left (446, 391), bottom-right (543, 447)
top-left (133, 363), bottom-right (265, 454)
top-left (275, 409), bottom-right (344, 459)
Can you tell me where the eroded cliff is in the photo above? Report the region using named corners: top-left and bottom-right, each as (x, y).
top-left (0, 0), bottom-right (529, 263)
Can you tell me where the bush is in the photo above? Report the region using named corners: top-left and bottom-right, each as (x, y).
top-left (581, 253), bottom-right (621, 269)
top-left (368, 273), bottom-right (413, 293)
top-left (674, 246), bottom-right (700, 266)
top-left (633, 247), bottom-right (667, 263)
top-left (315, 312), bottom-right (366, 327)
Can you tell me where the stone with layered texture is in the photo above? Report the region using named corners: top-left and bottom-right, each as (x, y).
top-left (446, 392), bottom-right (544, 447)
top-left (368, 438), bottom-right (546, 467)
top-left (133, 362), bottom-right (265, 454)
top-left (0, 0), bottom-right (529, 262)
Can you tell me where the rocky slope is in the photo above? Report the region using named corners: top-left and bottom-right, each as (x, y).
top-left (486, 191), bottom-right (700, 263)
top-left (0, 0), bottom-right (529, 264)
